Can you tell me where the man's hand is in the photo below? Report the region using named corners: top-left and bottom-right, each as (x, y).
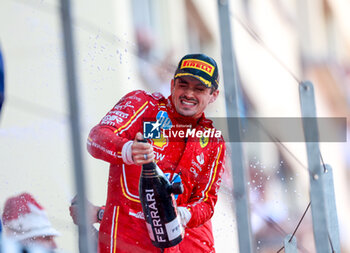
top-left (69, 195), bottom-right (101, 225)
top-left (131, 132), bottom-right (155, 165)
top-left (177, 207), bottom-right (192, 227)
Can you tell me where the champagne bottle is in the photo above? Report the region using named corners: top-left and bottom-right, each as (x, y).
top-left (139, 141), bottom-right (184, 248)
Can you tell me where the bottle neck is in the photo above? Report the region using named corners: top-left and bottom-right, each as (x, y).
top-left (142, 161), bottom-right (155, 171)
top-left (141, 162), bottom-right (158, 177)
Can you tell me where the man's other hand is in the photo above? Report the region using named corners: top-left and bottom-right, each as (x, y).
top-left (69, 195), bottom-right (101, 225)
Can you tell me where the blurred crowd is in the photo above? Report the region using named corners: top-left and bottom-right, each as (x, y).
top-left (1, 192), bottom-right (60, 252)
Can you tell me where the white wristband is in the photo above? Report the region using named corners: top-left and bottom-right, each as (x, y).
top-left (122, 141), bottom-right (134, 165)
top-left (177, 207), bottom-right (192, 227)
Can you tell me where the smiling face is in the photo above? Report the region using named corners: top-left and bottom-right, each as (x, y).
top-left (170, 76), bottom-right (219, 119)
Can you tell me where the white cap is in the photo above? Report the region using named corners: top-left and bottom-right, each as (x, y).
top-left (2, 193), bottom-right (60, 241)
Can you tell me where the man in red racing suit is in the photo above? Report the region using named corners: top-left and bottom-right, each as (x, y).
top-left (87, 54), bottom-right (226, 253)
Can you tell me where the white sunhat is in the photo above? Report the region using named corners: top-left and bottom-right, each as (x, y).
top-left (2, 192), bottom-right (60, 241)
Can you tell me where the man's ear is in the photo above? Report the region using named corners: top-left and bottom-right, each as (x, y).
top-left (209, 90), bottom-right (219, 103)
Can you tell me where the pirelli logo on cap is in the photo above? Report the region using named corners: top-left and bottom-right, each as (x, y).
top-left (180, 59), bottom-right (215, 76)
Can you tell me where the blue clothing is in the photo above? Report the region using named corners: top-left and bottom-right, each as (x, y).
top-left (0, 48), bottom-right (4, 115)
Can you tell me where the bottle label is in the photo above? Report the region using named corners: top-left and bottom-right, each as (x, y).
top-left (165, 217), bottom-right (183, 241)
top-left (146, 217), bottom-right (182, 243)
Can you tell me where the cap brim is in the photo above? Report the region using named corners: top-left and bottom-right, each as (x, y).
top-left (10, 227), bottom-right (60, 241)
top-left (174, 71), bottom-right (213, 88)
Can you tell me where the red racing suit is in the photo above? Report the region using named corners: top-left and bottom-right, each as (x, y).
top-left (87, 90), bottom-right (226, 253)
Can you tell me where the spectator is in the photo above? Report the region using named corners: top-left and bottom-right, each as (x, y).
top-left (2, 192), bottom-right (60, 250)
